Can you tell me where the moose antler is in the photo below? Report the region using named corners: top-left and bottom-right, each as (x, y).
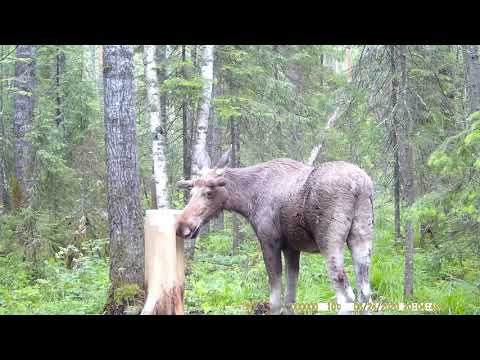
top-left (177, 179), bottom-right (194, 189)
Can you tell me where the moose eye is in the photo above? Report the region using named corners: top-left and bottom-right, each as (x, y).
top-left (205, 190), bottom-right (214, 199)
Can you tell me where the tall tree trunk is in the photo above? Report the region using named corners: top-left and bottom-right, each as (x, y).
top-left (13, 45), bottom-right (37, 210)
top-left (390, 45), bottom-right (402, 246)
top-left (397, 45), bottom-right (415, 298)
top-left (181, 45), bottom-right (191, 207)
top-left (161, 45), bottom-right (175, 205)
top-left (164, 45), bottom-right (174, 136)
top-left (320, 52), bottom-right (324, 88)
top-left (54, 48), bottom-right (65, 127)
top-left (144, 45), bottom-right (169, 209)
top-left (191, 45), bottom-right (214, 176)
top-left (155, 45), bottom-right (169, 135)
top-left (208, 46), bottom-right (224, 231)
top-left (0, 45), bottom-right (6, 213)
top-left (186, 45), bottom-right (214, 259)
top-left (230, 116), bottom-right (243, 253)
top-left (103, 45), bottom-right (144, 315)
top-left (0, 152), bottom-right (4, 215)
top-left (52, 47), bottom-right (66, 221)
top-left (462, 45), bottom-right (480, 117)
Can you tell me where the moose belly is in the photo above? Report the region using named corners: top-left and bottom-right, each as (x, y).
top-left (283, 223), bottom-right (320, 253)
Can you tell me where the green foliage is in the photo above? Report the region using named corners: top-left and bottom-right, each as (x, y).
top-left (0, 249), bottom-right (108, 314)
top-left (464, 119), bottom-right (480, 146)
top-left (213, 95), bottom-right (247, 120)
top-left (415, 110), bottom-right (480, 262)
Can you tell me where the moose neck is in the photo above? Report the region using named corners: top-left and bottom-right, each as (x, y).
top-left (223, 167), bottom-right (260, 219)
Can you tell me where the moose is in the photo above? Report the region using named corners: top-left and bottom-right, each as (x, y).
top-left (176, 148), bottom-right (374, 314)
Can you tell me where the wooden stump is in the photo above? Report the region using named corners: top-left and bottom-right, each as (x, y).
top-left (141, 209), bottom-right (185, 315)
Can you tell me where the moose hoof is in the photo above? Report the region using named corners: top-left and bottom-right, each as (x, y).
top-left (282, 304), bottom-right (295, 315)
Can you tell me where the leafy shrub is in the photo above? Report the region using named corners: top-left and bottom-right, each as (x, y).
top-left (0, 245), bottom-right (109, 315)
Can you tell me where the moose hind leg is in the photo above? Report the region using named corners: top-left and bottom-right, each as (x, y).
top-left (326, 248), bottom-right (356, 314)
top-left (316, 203), bottom-right (356, 314)
top-left (349, 239), bottom-right (372, 305)
top-left (347, 201), bottom-right (374, 306)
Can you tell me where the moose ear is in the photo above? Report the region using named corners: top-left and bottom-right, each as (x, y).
top-left (215, 178), bottom-right (227, 187)
top-left (177, 179), bottom-right (194, 189)
top-left (214, 145), bottom-right (232, 170)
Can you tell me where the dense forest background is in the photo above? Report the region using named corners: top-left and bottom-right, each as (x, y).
top-left (0, 45), bottom-right (479, 314)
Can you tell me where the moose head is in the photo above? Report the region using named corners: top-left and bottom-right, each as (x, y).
top-left (176, 147), bottom-right (232, 239)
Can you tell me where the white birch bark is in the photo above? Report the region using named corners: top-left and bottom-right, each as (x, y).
top-left (165, 45), bottom-right (174, 135)
top-left (144, 45), bottom-right (169, 209)
top-left (191, 45), bottom-right (214, 175)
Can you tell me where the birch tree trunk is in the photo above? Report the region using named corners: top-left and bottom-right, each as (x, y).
top-left (164, 45), bottom-right (174, 135)
top-left (185, 45), bottom-right (214, 260)
top-left (462, 45), bottom-right (480, 116)
top-left (144, 45), bottom-right (169, 209)
top-left (230, 115), bottom-right (243, 253)
top-left (191, 45), bottom-right (214, 177)
top-left (103, 45), bottom-right (145, 315)
top-left (13, 45), bottom-right (37, 209)
top-left (155, 45), bottom-right (170, 134)
top-left (208, 46), bottom-right (224, 231)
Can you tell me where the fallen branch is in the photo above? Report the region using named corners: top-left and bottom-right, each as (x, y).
top-left (305, 105), bottom-right (342, 167)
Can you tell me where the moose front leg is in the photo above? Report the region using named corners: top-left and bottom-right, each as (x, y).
top-left (283, 246), bottom-right (300, 314)
top-left (259, 241), bottom-right (283, 315)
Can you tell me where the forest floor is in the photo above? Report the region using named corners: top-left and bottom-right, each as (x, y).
top-left (1, 207), bottom-right (479, 315)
